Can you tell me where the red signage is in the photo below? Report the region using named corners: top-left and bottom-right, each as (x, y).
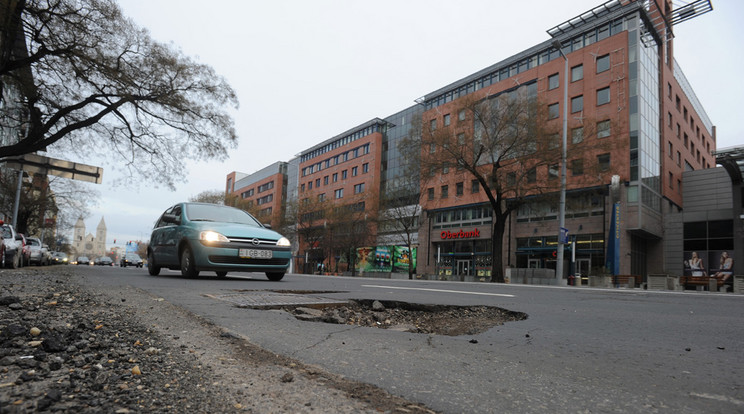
top-left (440, 228), bottom-right (480, 239)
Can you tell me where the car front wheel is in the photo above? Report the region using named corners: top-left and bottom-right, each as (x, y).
top-left (147, 250), bottom-right (161, 276)
top-left (180, 245), bottom-right (199, 278)
top-left (266, 272), bottom-right (284, 281)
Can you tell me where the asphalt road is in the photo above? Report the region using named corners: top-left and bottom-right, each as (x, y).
top-left (73, 265), bottom-right (744, 413)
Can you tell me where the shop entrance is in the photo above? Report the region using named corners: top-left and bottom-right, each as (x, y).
top-left (457, 260), bottom-right (471, 276)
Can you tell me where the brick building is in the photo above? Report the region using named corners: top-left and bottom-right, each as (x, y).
top-left (226, 0), bottom-right (718, 281)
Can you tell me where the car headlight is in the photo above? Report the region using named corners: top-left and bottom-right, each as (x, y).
top-left (277, 237), bottom-right (290, 247)
top-left (200, 231), bottom-right (229, 243)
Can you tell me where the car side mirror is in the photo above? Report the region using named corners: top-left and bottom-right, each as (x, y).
top-left (262, 223), bottom-right (272, 229)
top-left (15, 235), bottom-right (22, 241)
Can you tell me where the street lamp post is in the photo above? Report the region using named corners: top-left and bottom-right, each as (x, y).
top-left (552, 40), bottom-right (568, 284)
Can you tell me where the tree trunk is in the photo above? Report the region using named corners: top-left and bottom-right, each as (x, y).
top-left (490, 215), bottom-right (507, 283)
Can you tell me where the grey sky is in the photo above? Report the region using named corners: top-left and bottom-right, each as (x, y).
top-left (67, 0), bottom-right (742, 247)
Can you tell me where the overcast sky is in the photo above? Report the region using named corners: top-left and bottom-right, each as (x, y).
top-left (64, 0), bottom-right (743, 248)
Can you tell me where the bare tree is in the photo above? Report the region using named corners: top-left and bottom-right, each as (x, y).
top-left (408, 86), bottom-right (617, 282)
top-left (0, 0), bottom-right (238, 188)
top-left (189, 190), bottom-right (226, 205)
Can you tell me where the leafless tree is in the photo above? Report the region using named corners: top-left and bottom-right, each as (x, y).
top-left (189, 190), bottom-right (226, 205)
top-left (406, 85), bottom-right (617, 282)
top-left (0, 0), bottom-right (238, 189)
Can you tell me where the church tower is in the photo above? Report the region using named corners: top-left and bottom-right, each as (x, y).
top-left (72, 217), bottom-right (86, 254)
top-left (95, 217), bottom-right (107, 257)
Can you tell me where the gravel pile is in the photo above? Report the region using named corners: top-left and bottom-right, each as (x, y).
top-left (0, 268), bottom-right (436, 413)
top-left (0, 268), bottom-right (239, 413)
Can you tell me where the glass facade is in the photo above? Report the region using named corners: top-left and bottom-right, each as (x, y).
top-left (381, 105), bottom-right (423, 197)
top-left (628, 14), bottom-right (661, 211)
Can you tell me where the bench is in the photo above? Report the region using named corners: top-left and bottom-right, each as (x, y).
top-left (613, 275), bottom-right (641, 288)
top-left (679, 276), bottom-right (725, 291)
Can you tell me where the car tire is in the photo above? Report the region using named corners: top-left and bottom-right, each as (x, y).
top-left (266, 272), bottom-right (284, 281)
top-left (180, 245), bottom-right (199, 278)
top-left (216, 271), bottom-right (227, 278)
top-left (9, 252), bottom-right (19, 269)
top-left (147, 250), bottom-right (161, 276)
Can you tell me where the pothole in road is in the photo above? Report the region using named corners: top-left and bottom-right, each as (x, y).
top-left (283, 299), bottom-right (527, 336)
top-left (210, 290), bottom-right (527, 336)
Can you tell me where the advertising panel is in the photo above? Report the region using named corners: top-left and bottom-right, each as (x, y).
top-left (357, 245), bottom-right (417, 273)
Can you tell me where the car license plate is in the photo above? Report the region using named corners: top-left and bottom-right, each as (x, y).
top-left (239, 249), bottom-right (272, 259)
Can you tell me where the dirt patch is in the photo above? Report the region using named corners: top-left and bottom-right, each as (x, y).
top-left (283, 299), bottom-right (527, 336)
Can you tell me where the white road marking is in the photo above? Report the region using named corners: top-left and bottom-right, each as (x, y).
top-left (362, 285), bottom-right (515, 298)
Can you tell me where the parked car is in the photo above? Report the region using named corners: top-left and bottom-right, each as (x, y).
top-left (96, 256), bottom-right (114, 266)
top-left (27, 237), bottom-right (49, 266)
top-left (17, 234), bottom-right (31, 266)
top-left (51, 252), bottom-right (69, 264)
top-left (148, 202), bottom-right (291, 280)
top-left (76, 256), bottom-right (91, 265)
top-left (1, 221), bottom-right (24, 269)
top-left (120, 253), bottom-right (143, 268)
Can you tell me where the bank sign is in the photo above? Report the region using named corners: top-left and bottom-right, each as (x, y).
top-left (440, 228), bottom-right (480, 239)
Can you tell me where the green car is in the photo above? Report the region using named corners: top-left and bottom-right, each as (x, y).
top-left (147, 202), bottom-right (291, 280)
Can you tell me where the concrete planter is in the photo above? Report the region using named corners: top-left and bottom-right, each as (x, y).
top-left (589, 276), bottom-right (612, 288)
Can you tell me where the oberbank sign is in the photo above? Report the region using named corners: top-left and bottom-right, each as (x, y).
top-left (440, 228), bottom-right (480, 239)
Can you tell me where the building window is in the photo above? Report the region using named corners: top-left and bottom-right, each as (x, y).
top-left (456, 182), bottom-right (464, 196)
top-left (527, 168), bottom-right (537, 183)
top-left (677, 151), bottom-right (681, 166)
top-left (441, 185), bottom-right (448, 198)
top-left (548, 103), bottom-right (559, 119)
top-left (427, 187), bottom-right (434, 200)
top-left (301, 184), bottom-right (305, 192)
top-left (318, 193), bottom-right (326, 202)
top-left (571, 64), bottom-right (583, 82)
top-left (675, 95), bottom-right (681, 111)
top-left (352, 166), bottom-right (358, 176)
top-left (596, 54), bottom-right (610, 73)
top-left (668, 141), bottom-right (673, 158)
top-left (458, 110), bottom-right (466, 121)
top-left (429, 143), bottom-right (436, 153)
top-left (471, 179), bottom-right (480, 193)
top-left (507, 172), bottom-right (516, 186)
top-left (334, 188), bottom-right (344, 199)
top-left (354, 183), bottom-right (365, 194)
top-left (444, 114), bottom-right (451, 126)
top-left (332, 173), bottom-right (338, 182)
top-left (342, 170), bottom-right (347, 179)
top-left (668, 172), bottom-right (674, 188)
top-left (430, 119), bottom-right (437, 131)
top-left (548, 73), bottom-right (559, 90)
top-left (571, 159), bottom-right (584, 175)
top-left (596, 87), bottom-right (610, 106)
top-left (457, 133), bottom-right (465, 146)
top-left (597, 120), bottom-right (611, 138)
top-left (323, 176), bottom-right (329, 185)
top-left (571, 95), bottom-right (583, 113)
top-left (315, 178), bottom-right (320, 187)
top-left (548, 133), bottom-right (560, 150)
top-left (308, 181), bottom-right (313, 190)
top-left (549, 164), bottom-right (559, 180)
top-left (572, 126), bottom-right (584, 144)
top-left (362, 163), bottom-right (369, 173)
top-left (668, 112), bottom-right (672, 128)
top-left (597, 153), bottom-right (610, 171)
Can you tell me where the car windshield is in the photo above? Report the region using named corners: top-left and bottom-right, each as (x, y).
top-left (1, 226), bottom-right (12, 238)
top-left (185, 204), bottom-right (261, 226)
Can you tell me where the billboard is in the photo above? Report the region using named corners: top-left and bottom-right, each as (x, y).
top-left (357, 245), bottom-right (416, 273)
top-left (683, 250), bottom-right (734, 283)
